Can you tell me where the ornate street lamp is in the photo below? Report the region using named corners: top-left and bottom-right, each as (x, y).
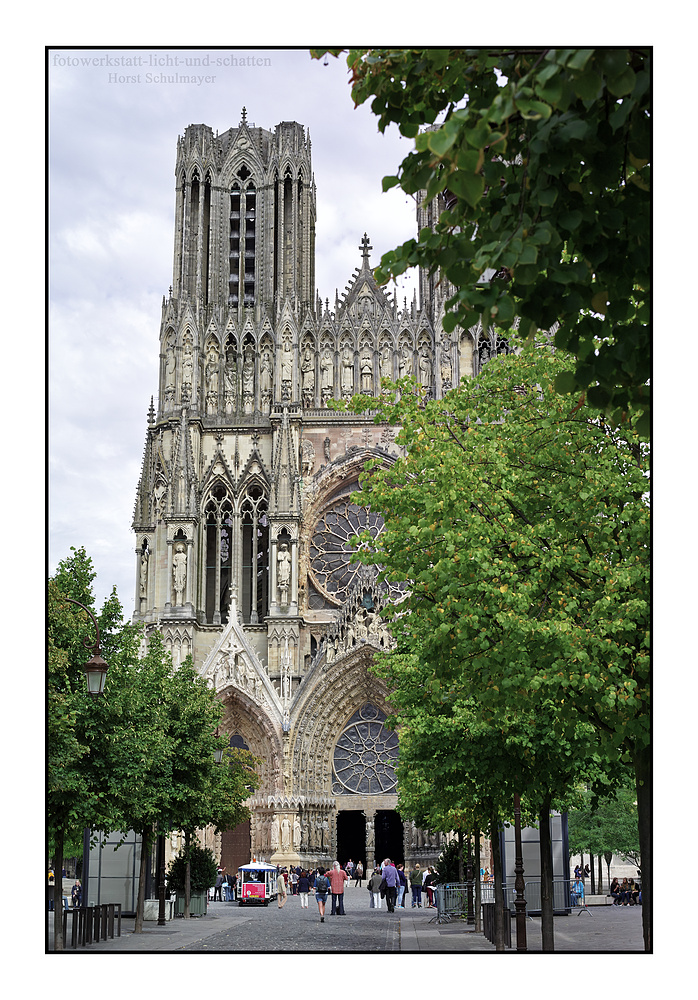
top-left (513, 792), bottom-right (528, 952)
top-left (65, 598), bottom-right (109, 696)
top-left (214, 728), bottom-right (225, 764)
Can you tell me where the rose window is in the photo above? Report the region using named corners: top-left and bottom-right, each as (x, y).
top-left (332, 703), bottom-right (398, 795)
top-left (309, 499), bottom-right (384, 606)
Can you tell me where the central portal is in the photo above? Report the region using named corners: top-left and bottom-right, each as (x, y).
top-left (336, 810), bottom-right (366, 870)
top-left (375, 810), bottom-right (404, 865)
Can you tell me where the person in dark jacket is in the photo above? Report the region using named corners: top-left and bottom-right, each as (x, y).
top-left (298, 870), bottom-right (311, 908)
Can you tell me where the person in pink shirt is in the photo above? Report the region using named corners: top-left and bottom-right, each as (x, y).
top-left (328, 861), bottom-right (349, 915)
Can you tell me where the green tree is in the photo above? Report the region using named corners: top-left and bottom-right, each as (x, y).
top-left (346, 348), bottom-right (650, 948)
top-left (48, 549), bottom-right (261, 938)
top-left (568, 785), bottom-right (640, 887)
top-left (312, 47), bottom-right (650, 434)
top-left (377, 646), bottom-right (613, 949)
top-left (48, 548), bottom-right (140, 949)
top-left (162, 656), bottom-right (260, 917)
top-left (166, 844), bottom-right (218, 893)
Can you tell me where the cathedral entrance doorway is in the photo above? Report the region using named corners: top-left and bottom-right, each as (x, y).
top-left (336, 810), bottom-right (366, 869)
top-left (221, 818), bottom-right (251, 875)
top-left (375, 810), bottom-right (403, 864)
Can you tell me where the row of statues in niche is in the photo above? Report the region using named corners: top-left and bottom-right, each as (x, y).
top-left (163, 330), bottom-right (511, 414)
top-left (163, 334), bottom-right (460, 414)
top-left (139, 542), bottom-right (188, 606)
top-left (300, 342), bottom-right (446, 406)
top-left (253, 812), bottom-right (329, 853)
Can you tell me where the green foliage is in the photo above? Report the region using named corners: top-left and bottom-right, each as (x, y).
top-left (568, 785), bottom-right (640, 862)
top-left (350, 350), bottom-right (649, 766)
top-left (48, 549), bottom-right (261, 854)
top-left (312, 48), bottom-right (650, 434)
top-left (166, 844), bottom-right (219, 892)
top-left (435, 838), bottom-right (465, 883)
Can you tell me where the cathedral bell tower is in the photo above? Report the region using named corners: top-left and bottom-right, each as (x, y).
top-left (132, 113), bottom-right (455, 875)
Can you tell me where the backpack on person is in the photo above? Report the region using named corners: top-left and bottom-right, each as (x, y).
top-left (315, 874), bottom-right (329, 893)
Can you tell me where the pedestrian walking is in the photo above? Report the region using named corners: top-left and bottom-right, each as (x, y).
top-left (315, 867), bottom-right (330, 922)
top-left (277, 868), bottom-right (288, 908)
top-left (396, 864), bottom-right (407, 907)
top-left (369, 868), bottom-right (383, 909)
top-left (354, 861), bottom-right (364, 887)
top-left (328, 861), bottom-right (349, 915)
top-left (410, 863), bottom-right (423, 907)
top-left (48, 868), bottom-right (55, 911)
top-left (381, 858), bottom-right (399, 912)
top-left (298, 869), bottom-right (311, 908)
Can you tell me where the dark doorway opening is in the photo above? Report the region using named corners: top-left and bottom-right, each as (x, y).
top-left (375, 810), bottom-right (403, 865)
top-left (336, 811), bottom-right (366, 870)
top-left (221, 818), bottom-right (251, 876)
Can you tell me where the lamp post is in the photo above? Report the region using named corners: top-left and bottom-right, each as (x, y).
top-left (64, 598), bottom-right (109, 696)
top-left (513, 792), bottom-right (527, 952)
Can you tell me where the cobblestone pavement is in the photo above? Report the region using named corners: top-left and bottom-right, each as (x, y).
top-left (47, 885), bottom-right (647, 953)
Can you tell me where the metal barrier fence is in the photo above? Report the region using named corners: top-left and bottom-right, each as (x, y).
top-left (61, 903), bottom-right (122, 948)
top-left (434, 879), bottom-right (572, 925)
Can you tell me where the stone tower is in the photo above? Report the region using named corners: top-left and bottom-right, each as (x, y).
top-left (132, 113), bottom-right (480, 873)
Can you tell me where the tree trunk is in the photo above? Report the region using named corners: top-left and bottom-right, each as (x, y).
top-left (490, 813), bottom-right (506, 952)
top-left (134, 826), bottom-right (152, 933)
top-left (53, 829), bottom-right (65, 952)
top-left (540, 794), bottom-right (554, 952)
top-left (474, 826), bottom-right (482, 933)
top-left (184, 830), bottom-right (192, 919)
top-left (633, 742), bottom-right (651, 952)
top-left (457, 829), bottom-right (464, 882)
top-left (597, 854), bottom-right (603, 894)
top-left (589, 848), bottom-right (596, 894)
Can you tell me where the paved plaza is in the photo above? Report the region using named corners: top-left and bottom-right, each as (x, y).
top-left (47, 883), bottom-right (645, 953)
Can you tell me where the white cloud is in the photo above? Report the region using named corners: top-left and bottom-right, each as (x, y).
top-left (48, 47), bottom-right (426, 611)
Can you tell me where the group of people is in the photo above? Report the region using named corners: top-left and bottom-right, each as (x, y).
top-left (274, 862), bottom-right (349, 921)
top-left (265, 859), bottom-right (441, 922)
top-left (213, 867), bottom-right (238, 901)
top-left (610, 877), bottom-right (641, 906)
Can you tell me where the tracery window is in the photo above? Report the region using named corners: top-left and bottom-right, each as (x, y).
top-left (204, 483), bottom-right (234, 624)
top-left (309, 498), bottom-right (383, 607)
top-left (241, 485), bottom-right (269, 623)
top-left (332, 704), bottom-right (398, 795)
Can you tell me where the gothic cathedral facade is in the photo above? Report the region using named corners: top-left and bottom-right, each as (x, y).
top-left (132, 113), bottom-right (504, 873)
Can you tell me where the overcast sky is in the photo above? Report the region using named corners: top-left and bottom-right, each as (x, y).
top-left (48, 47), bottom-right (427, 614)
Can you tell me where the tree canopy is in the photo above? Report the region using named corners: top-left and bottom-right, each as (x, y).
top-left (48, 548), bottom-right (259, 939)
top-left (312, 47), bottom-right (650, 434)
top-left (347, 348), bottom-right (650, 946)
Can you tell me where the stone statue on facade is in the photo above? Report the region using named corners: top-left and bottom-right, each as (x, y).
top-left (341, 346), bottom-right (354, 396)
top-left (224, 347), bottom-right (237, 410)
top-left (380, 346), bottom-right (392, 382)
top-left (280, 337), bottom-right (293, 398)
top-left (419, 348), bottom-right (432, 388)
top-left (172, 543), bottom-right (187, 604)
top-left (281, 817), bottom-right (291, 852)
top-left (277, 543), bottom-right (291, 605)
top-left (293, 816), bottom-right (301, 849)
top-left (139, 547), bottom-right (149, 598)
top-left (320, 349), bottom-right (334, 403)
top-left (360, 349), bottom-right (373, 393)
top-left (270, 816), bottom-right (280, 850)
top-left (301, 347), bottom-right (315, 406)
